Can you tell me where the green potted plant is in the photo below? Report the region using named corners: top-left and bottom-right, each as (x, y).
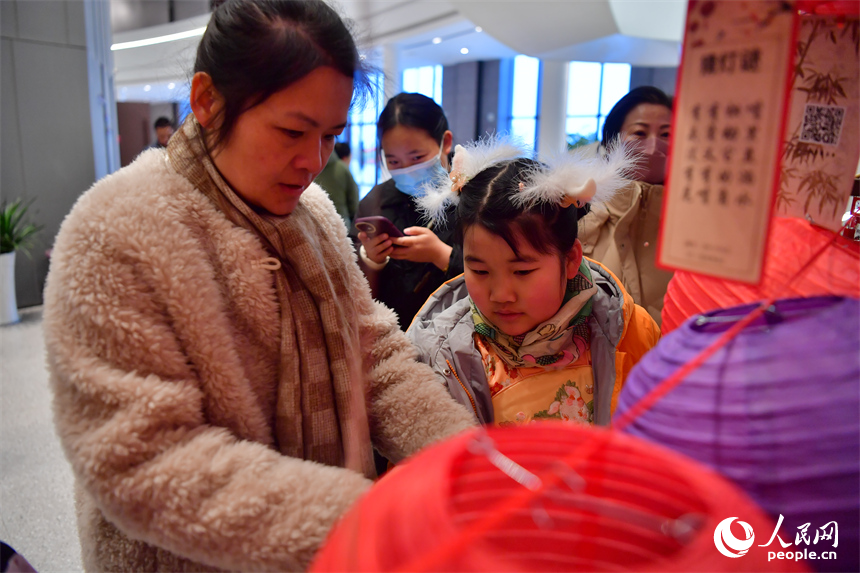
top-left (1, 198), bottom-right (42, 325)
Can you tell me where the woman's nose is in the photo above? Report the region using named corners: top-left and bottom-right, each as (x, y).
top-left (641, 136), bottom-right (659, 155)
top-left (295, 138), bottom-right (325, 174)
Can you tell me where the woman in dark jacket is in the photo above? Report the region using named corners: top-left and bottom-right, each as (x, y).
top-left (352, 93), bottom-right (463, 329)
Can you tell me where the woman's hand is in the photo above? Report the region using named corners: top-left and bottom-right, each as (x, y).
top-left (358, 231), bottom-right (394, 264)
top-left (390, 227), bottom-right (453, 271)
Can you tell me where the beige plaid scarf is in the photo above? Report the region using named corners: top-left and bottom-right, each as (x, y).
top-left (168, 116), bottom-right (374, 478)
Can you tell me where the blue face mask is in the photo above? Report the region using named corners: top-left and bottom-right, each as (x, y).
top-left (389, 153), bottom-right (447, 198)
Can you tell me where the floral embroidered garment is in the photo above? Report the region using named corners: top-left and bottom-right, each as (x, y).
top-left (476, 335), bottom-right (596, 426)
top-left (470, 260), bottom-right (600, 426)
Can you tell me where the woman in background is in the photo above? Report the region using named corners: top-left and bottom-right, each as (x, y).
top-left (353, 92), bottom-right (463, 329)
top-left (577, 86), bottom-right (675, 325)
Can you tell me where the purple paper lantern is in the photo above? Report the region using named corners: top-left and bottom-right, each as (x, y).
top-left (614, 296), bottom-right (859, 573)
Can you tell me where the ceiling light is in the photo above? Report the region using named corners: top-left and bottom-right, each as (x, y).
top-left (475, 26), bottom-right (483, 33)
top-left (111, 26), bottom-right (206, 51)
top-left (167, 82), bottom-right (175, 89)
top-left (460, 47), bottom-right (469, 55)
top-left (144, 85), bottom-right (151, 92)
top-left (432, 37), bottom-right (442, 44)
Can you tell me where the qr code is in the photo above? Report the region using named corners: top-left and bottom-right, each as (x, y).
top-left (799, 104), bottom-right (846, 146)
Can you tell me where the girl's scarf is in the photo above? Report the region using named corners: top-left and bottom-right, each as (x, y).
top-left (167, 116), bottom-right (374, 478)
top-left (471, 261), bottom-right (597, 369)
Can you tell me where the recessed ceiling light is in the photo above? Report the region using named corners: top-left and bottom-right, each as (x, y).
top-left (144, 85), bottom-right (152, 92)
top-left (460, 47), bottom-right (469, 55)
top-left (475, 26), bottom-right (483, 33)
top-left (167, 82), bottom-right (175, 89)
top-left (110, 26), bottom-right (206, 51)
top-left (432, 37), bottom-right (442, 44)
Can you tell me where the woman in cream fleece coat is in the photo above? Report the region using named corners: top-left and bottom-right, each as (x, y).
top-left (43, 2), bottom-right (474, 571)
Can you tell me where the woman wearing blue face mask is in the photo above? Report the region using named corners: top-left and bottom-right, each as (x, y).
top-left (352, 92), bottom-right (462, 329)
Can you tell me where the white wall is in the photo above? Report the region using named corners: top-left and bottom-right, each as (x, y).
top-left (1, 0), bottom-right (97, 307)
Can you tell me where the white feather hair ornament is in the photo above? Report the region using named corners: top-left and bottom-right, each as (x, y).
top-left (416, 134), bottom-right (529, 225)
top-left (512, 138), bottom-right (641, 209)
top-left (417, 135), bottom-right (641, 224)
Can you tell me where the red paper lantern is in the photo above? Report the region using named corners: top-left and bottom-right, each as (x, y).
top-left (311, 425), bottom-right (808, 572)
top-left (662, 217), bottom-right (860, 333)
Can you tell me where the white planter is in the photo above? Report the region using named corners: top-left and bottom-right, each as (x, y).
top-left (0, 251), bottom-right (20, 325)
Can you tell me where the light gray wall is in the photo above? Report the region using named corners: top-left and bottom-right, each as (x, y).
top-left (442, 61), bottom-right (479, 146)
top-left (110, 0), bottom-right (209, 33)
top-left (442, 60), bottom-right (505, 146)
top-left (630, 66), bottom-right (679, 97)
top-left (1, 0), bottom-right (97, 307)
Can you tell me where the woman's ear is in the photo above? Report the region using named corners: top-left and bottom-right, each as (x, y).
top-left (566, 239), bottom-right (584, 279)
top-left (189, 72), bottom-right (224, 129)
top-left (440, 130), bottom-right (454, 168)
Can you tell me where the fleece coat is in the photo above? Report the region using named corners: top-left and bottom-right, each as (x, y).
top-left (42, 148), bottom-right (476, 572)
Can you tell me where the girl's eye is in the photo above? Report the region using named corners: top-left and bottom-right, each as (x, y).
top-left (514, 269), bottom-right (536, 276)
top-left (411, 154), bottom-right (426, 162)
top-left (324, 134), bottom-right (337, 142)
top-left (469, 268), bottom-right (489, 276)
top-left (282, 129), bottom-right (303, 139)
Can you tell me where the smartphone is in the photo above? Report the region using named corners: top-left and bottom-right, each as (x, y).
top-left (355, 216), bottom-right (404, 239)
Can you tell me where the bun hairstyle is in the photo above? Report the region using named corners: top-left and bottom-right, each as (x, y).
top-left (195, 0), bottom-right (370, 150)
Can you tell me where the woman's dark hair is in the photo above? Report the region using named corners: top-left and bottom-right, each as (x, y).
top-left (334, 142), bottom-right (351, 160)
top-left (376, 93), bottom-right (449, 151)
top-left (601, 86), bottom-right (673, 146)
top-left (195, 0), bottom-right (368, 149)
top-left (455, 158), bottom-right (586, 261)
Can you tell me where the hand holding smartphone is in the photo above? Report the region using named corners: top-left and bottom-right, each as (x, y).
top-left (355, 216), bottom-right (404, 239)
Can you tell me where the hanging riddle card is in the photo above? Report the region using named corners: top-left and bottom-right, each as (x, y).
top-left (658, 0), bottom-right (798, 284)
top-left (776, 12), bottom-right (860, 232)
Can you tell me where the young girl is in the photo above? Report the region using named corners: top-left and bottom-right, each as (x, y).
top-left (407, 138), bottom-right (661, 426)
top-left (352, 93), bottom-right (463, 328)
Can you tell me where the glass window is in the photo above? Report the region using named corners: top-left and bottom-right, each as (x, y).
top-left (567, 62), bottom-right (601, 116)
top-left (342, 73), bottom-right (385, 199)
top-left (565, 117), bottom-right (599, 148)
top-left (565, 61), bottom-right (631, 149)
top-left (600, 63), bottom-right (632, 116)
top-left (509, 55), bottom-right (541, 148)
top-left (402, 65), bottom-right (443, 106)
